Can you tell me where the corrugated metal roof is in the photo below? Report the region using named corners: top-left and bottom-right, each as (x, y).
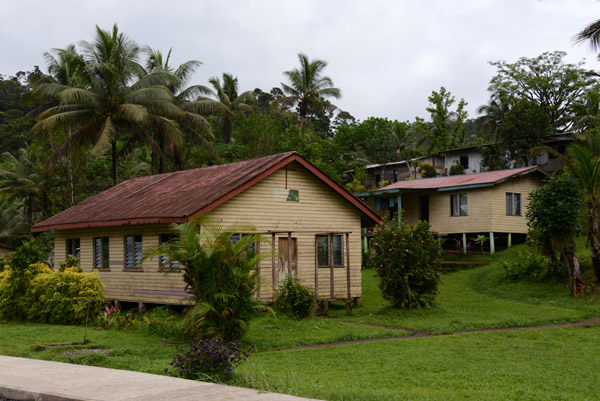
top-left (33, 152), bottom-right (381, 232)
top-left (379, 166), bottom-right (544, 191)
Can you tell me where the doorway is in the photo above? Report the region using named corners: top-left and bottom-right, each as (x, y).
top-left (278, 237), bottom-right (297, 280)
top-left (419, 195), bottom-right (430, 222)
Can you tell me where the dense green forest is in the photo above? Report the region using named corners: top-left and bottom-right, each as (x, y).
top-left (1, 24), bottom-right (600, 246)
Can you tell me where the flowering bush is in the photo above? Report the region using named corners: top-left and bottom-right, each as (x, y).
top-left (372, 220), bottom-right (441, 308)
top-left (166, 337), bottom-right (252, 382)
top-left (417, 162), bottom-right (437, 178)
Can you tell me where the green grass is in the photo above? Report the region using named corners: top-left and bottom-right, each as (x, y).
top-left (0, 321), bottom-right (178, 375)
top-left (237, 326), bottom-right (600, 401)
top-left (328, 243), bottom-right (600, 333)
top-left (245, 316), bottom-right (405, 351)
top-left (1, 241), bottom-right (600, 401)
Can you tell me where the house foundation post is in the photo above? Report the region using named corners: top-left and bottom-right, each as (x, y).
top-left (362, 228), bottom-right (368, 253)
top-left (489, 232), bottom-right (495, 255)
top-left (138, 302), bottom-right (146, 314)
top-left (508, 233), bottom-right (512, 248)
top-left (462, 233), bottom-right (467, 255)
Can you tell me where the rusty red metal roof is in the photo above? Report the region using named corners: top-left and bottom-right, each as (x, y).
top-left (378, 166), bottom-right (546, 191)
top-left (32, 152), bottom-right (381, 232)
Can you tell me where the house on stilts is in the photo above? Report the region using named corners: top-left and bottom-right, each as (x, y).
top-left (32, 152), bottom-right (381, 311)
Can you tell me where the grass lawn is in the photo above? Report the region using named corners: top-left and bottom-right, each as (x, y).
top-left (237, 326), bottom-right (600, 401)
top-left (327, 243), bottom-right (600, 333)
top-left (1, 242), bottom-right (599, 400)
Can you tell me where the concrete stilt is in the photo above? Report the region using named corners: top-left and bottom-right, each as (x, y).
top-left (508, 233), bottom-right (512, 248)
top-left (463, 233), bottom-right (467, 255)
top-left (138, 302), bottom-right (146, 313)
top-left (489, 232), bottom-right (495, 255)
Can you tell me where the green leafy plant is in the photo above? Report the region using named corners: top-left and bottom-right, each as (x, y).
top-left (166, 337), bottom-right (252, 382)
top-left (59, 255), bottom-right (82, 272)
top-left (23, 265), bottom-right (104, 324)
top-left (417, 162), bottom-right (436, 178)
top-left (472, 234), bottom-right (488, 253)
top-left (372, 220), bottom-right (441, 308)
top-left (274, 276), bottom-right (315, 319)
top-left (502, 251), bottom-right (548, 281)
top-left (143, 218), bottom-right (267, 340)
top-left (449, 161), bottom-right (465, 176)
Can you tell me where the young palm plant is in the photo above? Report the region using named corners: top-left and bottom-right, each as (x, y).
top-left (142, 219), bottom-right (268, 341)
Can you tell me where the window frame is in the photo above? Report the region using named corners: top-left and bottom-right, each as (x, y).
top-left (506, 192), bottom-right (522, 216)
top-left (316, 234), bottom-right (344, 268)
top-left (124, 234), bottom-right (143, 270)
top-left (159, 234), bottom-right (180, 271)
top-left (450, 193), bottom-right (468, 217)
top-left (93, 237), bottom-right (110, 270)
top-left (65, 238), bottom-right (80, 259)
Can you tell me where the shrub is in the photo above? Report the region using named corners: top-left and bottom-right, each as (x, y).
top-left (166, 337), bottom-right (251, 382)
top-left (449, 161), bottom-right (465, 175)
top-left (417, 162), bottom-right (436, 178)
top-left (23, 266), bottom-right (104, 324)
top-left (502, 251), bottom-right (548, 281)
top-left (0, 260), bottom-right (51, 320)
top-left (274, 276), bottom-right (315, 319)
top-left (345, 178), bottom-right (366, 193)
top-left (372, 220), bottom-right (441, 308)
top-left (143, 219), bottom-right (266, 340)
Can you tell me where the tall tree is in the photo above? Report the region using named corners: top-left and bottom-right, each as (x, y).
top-left (488, 51), bottom-right (596, 131)
top-left (195, 73), bottom-right (254, 144)
top-left (574, 18), bottom-right (600, 52)
top-left (32, 24), bottom-right (184, 185)
top-left (414, 87), bottom-right (468, 154)
top-left (497, 99), bottom-right (553, 167)
top-left (280, 53), bottom-right (341, 135)
top-left (142, 47), bottom-right (217, 172)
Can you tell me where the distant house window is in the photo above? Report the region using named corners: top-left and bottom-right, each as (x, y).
top-left (66, 238), bottom-right (80, 259)
top-left (124, 235), bottom-right (143, 269)
top-left (159, 234), bottom-right (180, 270)
top-left (93, 237), bottom-right (109, 269)
top-left (317, 235), bottom-right (343, 267)
top-left (506, 193), bottom-right (521, 215)
top-left (460, 156), bottom-right (469, 169)
top-left (450, 194), bottom-right (468, 216)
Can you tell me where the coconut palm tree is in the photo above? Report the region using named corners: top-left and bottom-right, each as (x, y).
top-left (33, 24), bottom-right (184, 185)
top-left (575, 18), bottom-right (600, 52)
top-left (0, 148), bottom-right (52, 225)
top-left (141, 47), bottom-right (217, 172)
top-left (194, 73), bottom-right (254, 144)
top-left (280, 53), bottom-right (342, 135)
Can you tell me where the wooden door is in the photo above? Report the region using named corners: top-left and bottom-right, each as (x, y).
top-left (278, 237), bottom-right (297, 279)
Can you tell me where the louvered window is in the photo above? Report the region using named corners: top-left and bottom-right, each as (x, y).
top-left (124, 235), bottom-right (142, 269)
top-left (159, 234), bottom-right (180, 270)
top-left (66, 238), bottom-right (80, 259)
top-left (317, 235), bottom-right (343, 267)
top-left (93, 237), bottom-right (109, 269)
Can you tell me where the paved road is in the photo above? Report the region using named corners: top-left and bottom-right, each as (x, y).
top-left (0, 356), bottom-right (321, 401)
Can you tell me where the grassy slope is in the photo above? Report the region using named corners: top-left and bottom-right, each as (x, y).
top-left (328, 243), bottom-right (600, 332)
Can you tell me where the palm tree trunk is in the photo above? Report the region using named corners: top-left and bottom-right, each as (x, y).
top-left (588, 201), bottom-right (600, 282)
top-left (159, 135), bottom-right (165, 174)
top-left (223, 113), bottom-right (232, 144)
top-left (563, 246), bottom-right (582, 296)
top-left (299, 100), bottom-right (308, 137)
top-left (112, 141), bottom-right (118, 186)
top-left (64, 126), bottom-right (75, 206)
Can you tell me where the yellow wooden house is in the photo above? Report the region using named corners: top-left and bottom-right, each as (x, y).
top-left (32, 152), bottom-right (380, 309)
top-left (356, 167), bottom-right (548, 253)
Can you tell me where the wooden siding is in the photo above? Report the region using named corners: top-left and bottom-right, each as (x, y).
top-left (53, 162), bottom-right (363, 304)
top-left (489, 174), bottom-right (544, 233)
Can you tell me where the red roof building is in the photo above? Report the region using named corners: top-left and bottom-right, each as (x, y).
top-left (34, 152), bottom-right (379, 307)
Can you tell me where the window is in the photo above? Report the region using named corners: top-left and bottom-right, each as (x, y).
top-left (317, 235), bottom-right (343, 267)
top-left (66, 238), bottom-right (80, 259)
top-left (93, 237), bottom-right (109, 269)
top-left (124, 235), bottom-right (142, 269)
top-left (460, 156), bottom-right (469, 169)
top-left (506, 193), bottom-right (521, 215)
top-left (159, 234), bottom-right (180, 270)
top-left (450, 194), bottom-right (468, 216)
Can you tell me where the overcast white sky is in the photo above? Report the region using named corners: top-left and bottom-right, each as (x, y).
top-left (1, 0), bottom-right (599, 122)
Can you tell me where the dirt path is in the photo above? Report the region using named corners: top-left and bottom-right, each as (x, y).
top-left (271, 316), bottom-right (600, 351)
